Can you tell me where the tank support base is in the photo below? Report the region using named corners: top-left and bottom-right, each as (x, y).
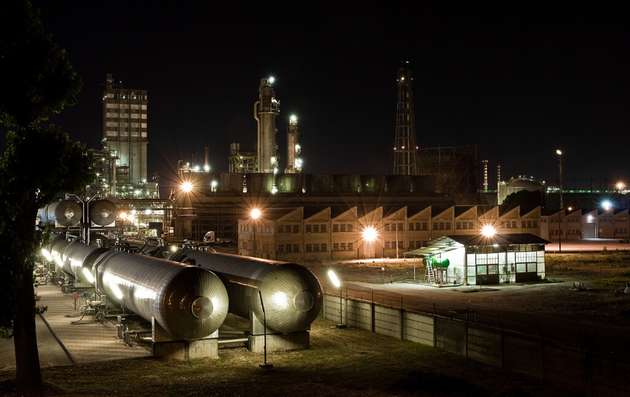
top-left (151, 317), bottom-right (219, 360)
top-left (248, 312), bottom-right (310, 352)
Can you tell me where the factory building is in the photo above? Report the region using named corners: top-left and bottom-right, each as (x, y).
top-left (285, 114), bottom-right (303, 174)
top-left (236, 204), bottom-right (544, 261)
top-left (102, 74), bottom-right (148, 185)
top-left (540, 207), bottom-right (630, 241)
top-left (417, 144), bottom-right (480, 199)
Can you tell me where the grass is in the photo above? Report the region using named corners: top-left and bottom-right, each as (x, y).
top-left (0, 319), bottom-right (566, 397)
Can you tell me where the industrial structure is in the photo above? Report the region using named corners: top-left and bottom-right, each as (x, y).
top-left (102, 74), bottom-right (149, 186)
top-left (254, 76), bottom-right (280, 173)
top-left (497, 176), bottom-right (545, 205)
top-left (393, 61), bottom-right (419, 175)
top-left (417, 145), bottom-right (480, 197)
top-left (236, 204), bottom-right (543, 261)
top-left (406, 233), bottom-right (548, 285)
top-left (285, 114), bottom-right (303, 174)
top-left (171, 249), bottom-right (322, 351)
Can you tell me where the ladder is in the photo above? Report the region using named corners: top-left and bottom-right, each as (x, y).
top-left (426, 259), bottom-right (436, 284)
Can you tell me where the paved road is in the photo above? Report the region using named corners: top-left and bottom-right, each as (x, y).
top-left (0, 313), bottom-right (72, 372)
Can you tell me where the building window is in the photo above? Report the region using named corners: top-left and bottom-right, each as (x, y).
top-left (340, 224), bottom-right (346, 232)
top-left (306, 224), bottom-right (312, 233)
top-left (321, 243), bottom-right (327, 252)
top-left (292, 225), bottom-right (299, 233)
top-left (293, 244), bottom-right (299, 253)
top-left (433, 223), bottom-right (438, 230)
top-left (409, 223), bottom-right (415, 231)
top-left (321, 224), bottom-right (327, 233)
top-left (347, 242), bottom-right (353, 251)
top-left (333, 224), bottom-right (339, 232)
top-left (333, 243), bottom-right (339, 251)
top-left (306, 244), bottom-right (312, 253)
top-left (385, 223), bottom-right (390, 232)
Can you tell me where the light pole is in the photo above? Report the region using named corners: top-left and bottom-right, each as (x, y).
top-left (250, 207), bottom-right (262, 257)
top-left (555, 149), bottom-right (563, 253)
top-left (327, 269), bottom-right (345, 328)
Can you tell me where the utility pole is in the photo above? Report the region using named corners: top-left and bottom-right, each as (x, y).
top-left (555, 149), bottom-right (564, 252)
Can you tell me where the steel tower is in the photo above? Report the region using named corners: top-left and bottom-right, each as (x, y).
top-left (393, 61), bottom-right (418, 175)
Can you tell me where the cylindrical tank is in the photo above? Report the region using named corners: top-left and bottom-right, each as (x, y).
top-left (89, 200), bottom-right (116, 226)
top-left (38, 200), bottom-right (82, 227)
top-left (171, 250), bottom-right (322, 334)
top-left (93, 251), bottom-right (229, 340)
top-left (61, 240), bottom-right (108, 284)
top-left (49, 237), bottom-right (72, 273)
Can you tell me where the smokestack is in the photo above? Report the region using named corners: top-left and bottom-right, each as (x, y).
top-left (203, 145), bottom-right (210, 172)
top-left (254, 76), bottom-right (280, 173)
top-left (285, 114), bottom-right (302, 173)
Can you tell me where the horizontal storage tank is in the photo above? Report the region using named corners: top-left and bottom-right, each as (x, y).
top-left (61, 240), bottom-right (108, 284)
top-left (89, 200), bottom-right (116, 226)
top-left (171, 250), bottom-right (322, 334)
top-left (48, 237), bottom-right (72, 274)
top-left (38, 200), bottom-right (82, 227)
top-left (93, 251), bottom-right (229, 340)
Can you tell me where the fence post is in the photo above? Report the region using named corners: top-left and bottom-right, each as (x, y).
top-left (370, 288), bottom-right (375, 333)
top-left (399, 295), bottom-right (404, 340)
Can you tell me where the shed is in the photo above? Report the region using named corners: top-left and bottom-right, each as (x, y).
top-left (405, 233), bottom-right (549, 285)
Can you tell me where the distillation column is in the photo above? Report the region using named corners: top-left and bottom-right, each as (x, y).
top-left (254, 76), bottom-right (280, 173)
top-left (285, 114), bottom-right (303, 174)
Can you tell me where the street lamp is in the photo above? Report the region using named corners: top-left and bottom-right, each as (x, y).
top-left (327, 269), bottom-right (345, 328)
top-left (601, 199), bottom-right (613, 211)
top-left (249, 208), bottom-right (262, 256)
top-left (180, 181), bottom-right (193, 193)
top-left (555, 149), bottom-right (564, 253)
top-left (481, 224), bottom-right (496, 238)
top-left (361, 226), bottom-right (379, 259)
top-left (616, 181), bottom-right (626, 193)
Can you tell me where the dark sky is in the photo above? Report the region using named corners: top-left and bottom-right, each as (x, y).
top-left (35, 3), bottom-right (630, 189)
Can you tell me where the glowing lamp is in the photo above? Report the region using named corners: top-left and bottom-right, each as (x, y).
top-left (481, 224), bottom-right (496, 238)
top-left (180, 181), bottom-right (193, 193)
top-left (327, 269), bottom-right (341, 289)
top-left (362, 226), bottom-right (378, 243)
top-left (250, 208), bottom-right (262, 221)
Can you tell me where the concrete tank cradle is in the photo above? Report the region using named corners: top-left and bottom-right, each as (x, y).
top-left (171, 249), bottom-right (322, 351)
top-left (93, 251), bottom-right (229, 341)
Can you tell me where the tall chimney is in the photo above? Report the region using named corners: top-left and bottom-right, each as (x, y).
top-left (203, 145), bottom-right (210, 172)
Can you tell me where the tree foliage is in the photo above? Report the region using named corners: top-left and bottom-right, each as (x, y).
top-left (0, 1), bottom-right (90, 394)
top-left (0, 0), bottom-right (81, 128)
top-left (501, 189), bottom-right (544, 212)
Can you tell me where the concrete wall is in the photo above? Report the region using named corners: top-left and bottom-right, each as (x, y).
top-left (321, 294), bottom-right (629, 395)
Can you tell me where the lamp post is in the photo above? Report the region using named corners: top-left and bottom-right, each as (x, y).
top-left (555, 149), bottom-right (563, 253)
top-left (327, 269), bottom-right (345, 328)
top-left (257, 290), bottom-right (273, 369)
top-left (250, 207), bottom-right (262, 257)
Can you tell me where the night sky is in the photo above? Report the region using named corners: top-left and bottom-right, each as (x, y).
top-left (35, 3), bottom-right (630, 189)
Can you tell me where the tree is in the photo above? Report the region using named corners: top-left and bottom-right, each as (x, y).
top-left (0, 1), bottom-right (90, 395)
top-left (500, 189), bottom-right (544, 213)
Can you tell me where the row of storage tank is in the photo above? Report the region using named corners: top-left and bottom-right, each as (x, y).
top-left (42, 237), bottom-right (322, 340)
